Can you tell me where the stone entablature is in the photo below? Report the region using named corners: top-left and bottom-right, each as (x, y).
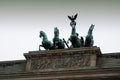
top-left (24, 46), bottom-right (101, 72)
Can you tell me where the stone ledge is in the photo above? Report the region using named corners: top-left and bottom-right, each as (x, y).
top-left (0, 60), bottom-right (26, 66)
top-left (24, 46), bottom-right (101, 60)
top-left (0, 68), bottom-right (120, 80)
top-left (101, 53), bottom-right (120, 58)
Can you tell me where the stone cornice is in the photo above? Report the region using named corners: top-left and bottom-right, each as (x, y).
top-left (24, 46), bottom-right (101, 60)
top-left (0, 60), bottom-right (26, 67)
top-left (0, 68), bottom-right (120, 80)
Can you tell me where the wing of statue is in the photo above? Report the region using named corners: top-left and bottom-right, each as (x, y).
top-left (68, 16), bottom-right (72, 21)
top-left (74, 13), bottom-right (78, 20)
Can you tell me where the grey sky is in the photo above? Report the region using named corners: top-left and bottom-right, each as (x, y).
top-left (0, 0), bottom-right (120, 61)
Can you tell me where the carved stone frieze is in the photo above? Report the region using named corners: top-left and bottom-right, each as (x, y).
top-left (24, 47), bottom-right (101, 72)
top-left (30, 54), bottom-right (90, 71)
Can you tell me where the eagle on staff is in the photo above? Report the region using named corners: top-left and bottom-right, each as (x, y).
top-left (68, 13), bottom-right (78, 22)
top-left (68, 13), bottom-right (78, 26)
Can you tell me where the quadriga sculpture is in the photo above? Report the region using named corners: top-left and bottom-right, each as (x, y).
top-left (85, 24), bottom-right (94, 47)
top-left (53, 27), bottom-right (65, 49)
top-left (39, 31), bottom-right (54, 50)
top-left (39, 13), bottom-right (95, 50)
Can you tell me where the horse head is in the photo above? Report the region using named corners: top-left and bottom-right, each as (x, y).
top-left (85, 24), bottom-right (95, 47)
top-left (39, 31), bottom-right (48, 41)
top-left (40, 31), bottom-right (45, 38)
top-left (88, 24), bottom-right (94, 35)
top-left (54, 27), bottom-right (59, 37)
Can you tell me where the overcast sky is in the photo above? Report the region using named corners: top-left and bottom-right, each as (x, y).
top-left (0, 0), bottom-right (120, 61)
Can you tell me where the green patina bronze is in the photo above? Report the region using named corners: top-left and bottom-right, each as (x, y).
top-left (39, 28), bottom-right (65, 50)
top-left (53, 27), bottom-right (65, 49)
top-left (80, 36), bottom-right (85, 47)
top-left (85, 24), bottom-right (94, 47)
top-left (39, 13), bottom-right (95, 50)
top-left (39, 31), bottom-right (54, 50)
top-left (67, 13), bottom-right (81, 48)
